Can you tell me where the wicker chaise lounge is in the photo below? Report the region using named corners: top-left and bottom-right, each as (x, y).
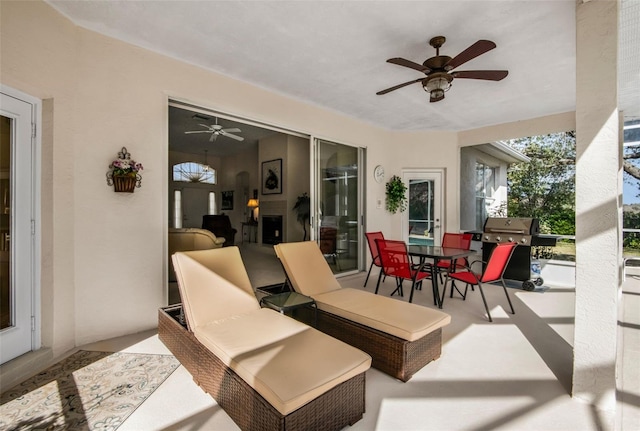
top-left (159, 247), bottom-right (371, 431)
top-left (274, 241), bottom-right (451, 382)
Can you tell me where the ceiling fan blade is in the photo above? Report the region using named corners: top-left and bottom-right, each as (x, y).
top-left (451, 70), bottom-right (509, 81)
top-left (222, 128), bottom-right (241, 134)
top-left (198, 123), bottom-right (212, 129)
top-left (387, 58), bottom-right (430, 73)
top-left (376, 78), bottom-right (424, 95)
top-left (209, 133), bottom-right (217, 142)
top-left (185, 130), bottom-right (211, 134)
top-left (445, 40), bottom-right (496, 70)
top-left (221, 131), bottom-right (245, 141)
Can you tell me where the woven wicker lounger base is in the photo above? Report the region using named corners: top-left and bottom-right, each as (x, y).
top-left (158, 305), bottom-right (366, 431)
top-left (294, 307), bottom-right (442, 382)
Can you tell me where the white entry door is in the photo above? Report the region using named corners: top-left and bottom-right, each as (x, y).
top-left (402, 169), bottom-right (444, 246)
top-left (0, 89), bottom-right (37, 364)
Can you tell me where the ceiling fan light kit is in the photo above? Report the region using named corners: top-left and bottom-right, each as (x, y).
top-left (377, 35), bottom-right (508, 103)
top-left (423, 73), bottom-right (453, 102)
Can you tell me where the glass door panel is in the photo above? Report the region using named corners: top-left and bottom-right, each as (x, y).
top-left (408, 179), bottom-right (435, 245)
top-left (315, 139), bottom-right (361, 274)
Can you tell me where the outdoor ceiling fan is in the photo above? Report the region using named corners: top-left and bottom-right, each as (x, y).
top-left (184, 118), bottom-right (244, 142)
top-left (376, 36), bottom-right (509, 102)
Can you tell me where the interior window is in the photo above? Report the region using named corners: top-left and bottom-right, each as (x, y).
top-left (173, 162), bottom-right (216, 184)
top-left (173, 190), bottom-right (182, 228)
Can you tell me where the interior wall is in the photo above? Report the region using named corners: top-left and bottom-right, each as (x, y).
top-left (0, 0), bottom-right (577, 358)
top-left (218, 151), bottom-right (259, 232)
top-left (258, 134), bottom-right (288, 243)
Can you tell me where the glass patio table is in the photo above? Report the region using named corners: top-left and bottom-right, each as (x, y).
top-left (259, 291), bottom-right (318, 326)
top-left (408, 245), bottom-right (475, 309)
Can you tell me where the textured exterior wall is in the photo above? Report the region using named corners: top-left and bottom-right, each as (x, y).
top-left (574, 0), bottom-right (620, 420)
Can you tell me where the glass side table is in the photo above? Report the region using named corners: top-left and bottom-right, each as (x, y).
top-left (259, 291), bottom-right (317, 327)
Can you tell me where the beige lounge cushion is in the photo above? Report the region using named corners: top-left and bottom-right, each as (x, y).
top-left (313, 288), bottom-right (451, 341)
top-left (274, 241), bottom-right (342, 296)
top-left (172, 251), bottom-right (259, 329)
top-left (274, 241), bottom-right (451, 341)
top-left (177, 247), bottom-right (254, 296)
top-left (194, 308), bottom-right (372, 415)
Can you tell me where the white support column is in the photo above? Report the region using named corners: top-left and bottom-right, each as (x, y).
top-left (574, 0), bottom-right (620, 424)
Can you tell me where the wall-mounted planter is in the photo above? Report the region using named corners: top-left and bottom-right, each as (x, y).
top-left (106, 147), bottom-right (143, 193)
top-left (112, 175), bottom-right (137, 193)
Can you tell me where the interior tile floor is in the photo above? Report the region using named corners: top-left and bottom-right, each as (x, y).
top-left (5, 243), bottom-right (640, 430)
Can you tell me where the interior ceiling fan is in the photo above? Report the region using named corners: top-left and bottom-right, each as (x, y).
top-left (184, 118), bottom-right (244, 142)
top-left (377, 36), bottom-right (509, 102)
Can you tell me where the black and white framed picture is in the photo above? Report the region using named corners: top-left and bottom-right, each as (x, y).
top-left (262, 158), bottom-right (282, 195)
top-left (221, 191), bottom-right (234, 210)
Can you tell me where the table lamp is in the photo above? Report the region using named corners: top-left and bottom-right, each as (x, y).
top-left (247, 198), bottom-right (259, 222)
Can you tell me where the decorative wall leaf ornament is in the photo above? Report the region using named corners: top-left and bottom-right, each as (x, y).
top-left (385, 175), bottom-right (408, 213)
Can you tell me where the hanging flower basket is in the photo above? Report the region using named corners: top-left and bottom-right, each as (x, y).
top-left (106, 147), bottom-right (143, 193)
top-left (112, 175), bottom-right (137, 193)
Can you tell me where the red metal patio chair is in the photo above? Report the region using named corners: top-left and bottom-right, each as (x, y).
top-left (442, 242), bottom-right (517, 322)
top-left (436, 232), bottom-right (473, 283)
top-left (375, 238), bottom-right (431, 304)
top-left (364, 231), bottom-right (385, 287)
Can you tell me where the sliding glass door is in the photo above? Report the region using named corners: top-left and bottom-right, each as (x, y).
top-left (314, 139), bottom-right (363, 274)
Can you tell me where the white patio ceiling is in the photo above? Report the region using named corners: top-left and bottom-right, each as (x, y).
top-left (47, 0), bottom-right (639, 133)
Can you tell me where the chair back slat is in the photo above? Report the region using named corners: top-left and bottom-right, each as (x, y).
top-left (442, 232), bottom-right (472, 250)
top-left (439, 232), bottom-right (473, 268)
top-left (365, 231), bottom-right (384, 265)
top-left (376, 239), bottom-right (411, 276)
top-left (481, 242), bottom-right (517, 283)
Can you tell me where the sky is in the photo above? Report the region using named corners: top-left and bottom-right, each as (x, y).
top-left (624, 175), bottom-right (640, 205)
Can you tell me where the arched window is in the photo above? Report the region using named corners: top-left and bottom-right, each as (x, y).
top-left (172, 162), bottom-right (216, 184)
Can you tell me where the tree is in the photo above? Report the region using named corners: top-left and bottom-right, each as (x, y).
top-left (622, 120), bottom-right (640, 196)
top-left (506, 132), bottom-right (576, 235)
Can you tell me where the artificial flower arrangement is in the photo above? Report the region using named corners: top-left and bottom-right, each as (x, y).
top-left (106, 147), bottom-right (143, 192)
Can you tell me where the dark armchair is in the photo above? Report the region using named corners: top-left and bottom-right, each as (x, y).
top-left (202, 215), bottom-right (237, 246)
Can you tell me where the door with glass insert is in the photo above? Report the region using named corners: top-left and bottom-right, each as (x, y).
top-left (314, 139), bottom-right (362, 274)
top-left (403, 170), bottom-right (443, 246)
top-left (0, 92), bottom-right (35, 364)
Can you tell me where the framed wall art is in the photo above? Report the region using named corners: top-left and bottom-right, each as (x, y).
top-left (221, 190), bottom-right (234, 210)
top-left (262, 158), bottom-right (282, 195)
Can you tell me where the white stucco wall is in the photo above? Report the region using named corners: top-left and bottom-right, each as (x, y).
top-left (574, 0), bottom-right (620, 418)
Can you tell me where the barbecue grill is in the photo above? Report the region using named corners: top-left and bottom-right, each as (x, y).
top-left (482, 217), bottom-right (558, 290)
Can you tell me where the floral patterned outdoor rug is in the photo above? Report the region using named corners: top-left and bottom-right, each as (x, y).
top-left (0, 350), bottom-right (180, 431)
